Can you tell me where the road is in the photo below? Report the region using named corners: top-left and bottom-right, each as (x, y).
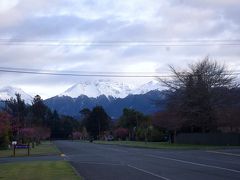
top-left (54, 141), bottom-right (240, 180)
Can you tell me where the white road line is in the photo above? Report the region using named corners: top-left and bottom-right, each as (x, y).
top-left (127, 164), bottom-right (171, 180)
top-left (99, 147), bottom-right (128, 153)
top-left (77, 161), bottom-right (123, 166)
top-left (206, 150), bottom-right (240, 157)
top-left (148, 154), bottom-right (240, 174)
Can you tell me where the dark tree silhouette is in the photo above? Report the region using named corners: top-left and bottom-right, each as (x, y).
top-left (159, 58), bottom-right (238, 133)
top-left (81, 106), bottom-right (111, 139)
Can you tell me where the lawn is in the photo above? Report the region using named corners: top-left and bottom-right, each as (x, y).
top-left (0, 161), bottom-right (81, 180)
top-left (0, 141), bottom-right (60, 157)
top-left (94, 140), bottom-right (235, 150)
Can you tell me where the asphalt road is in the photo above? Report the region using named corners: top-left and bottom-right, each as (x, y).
top-left (54, 140), bottom-right (240, 180)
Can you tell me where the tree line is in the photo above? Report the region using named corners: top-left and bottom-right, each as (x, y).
top-left (0, 94), bottom-right (81, 148)
top-left (1, 58), bottom-right (240, 148)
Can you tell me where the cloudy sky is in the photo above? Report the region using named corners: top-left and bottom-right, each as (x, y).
top-left (0, 0), bottom-right (239, 99)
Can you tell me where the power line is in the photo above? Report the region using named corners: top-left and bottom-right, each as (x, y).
top-left (0, 69), bottom-right (164, 78)
top-left (0, 43), bottom-right (239, 47)
top-left (0, 67), bottom-right (240, 78)
top-left (0, 38), bottom-right (240, 42)
top-left (0, 39), bottom-right (240, 47)
top-left (0, 67), bottom-right (165, 75)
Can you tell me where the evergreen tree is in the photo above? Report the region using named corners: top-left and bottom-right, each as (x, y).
top-left (31, 95), bottom-right (48, 126)
top-left (82, 106), bottom-right (111, 139)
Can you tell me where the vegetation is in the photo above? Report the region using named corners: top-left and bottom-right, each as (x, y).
top-left (0, 141), bottom-right (60, 158)
top-left (0, 161), bottom-right (81, 180)
top-left (95, 58), bottom-right (240, 144)
top-left (116, 108), bottom-right (154, 141)
top-left (0, 112), bottom-right (11, 148)
top-left (0, 94), bottom-right (82, 149)
top-left (156, 58), bottom-right (240, 142)
top-left (80, 106), bottom-right (111, 139)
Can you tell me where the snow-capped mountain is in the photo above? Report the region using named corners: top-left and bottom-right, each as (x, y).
top-left (132, 81), bottom-right (161, 95)
top-left (60, 80), bottom-right (161, 98)
top-left (0, 86), bottom-right (33, 104)
top-left (45, 90), bottom-right (165, 118)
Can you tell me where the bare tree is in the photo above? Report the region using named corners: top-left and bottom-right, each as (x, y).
top-left (158, 57), bottom-right (238, 133)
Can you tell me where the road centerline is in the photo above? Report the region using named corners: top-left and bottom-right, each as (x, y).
top-left (98, 147), bottom-right (128, 153)
top-left (73, 161), bottom-right (124, 166)
top-left (127, 164), bottom-right (171, 180)
top-left (148, 154), bottom-right (240, 174)
top-left (206, 150), bottom-right (240, 157)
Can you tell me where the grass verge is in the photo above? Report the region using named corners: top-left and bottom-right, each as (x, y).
top-left (0, 141), bottom-right (60, 158)
top-left (0, 161), bottom-right (81, 180)
top-left (94, 140), bottom-right (238, 150)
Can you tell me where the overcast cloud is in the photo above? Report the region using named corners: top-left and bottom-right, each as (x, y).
top-left (0, 0), bottom-right (239, 99)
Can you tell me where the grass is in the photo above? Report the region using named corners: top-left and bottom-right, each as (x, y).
top-left (0, 141), bottom-right (60, 158)
top-left (0, 161), bottom-right (81, 180)
top-left (94, 140), bottom-right (237, 150)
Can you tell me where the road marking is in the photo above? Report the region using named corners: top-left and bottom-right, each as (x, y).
top-left (148, 154), bottom-right (240, 174)
top-left (206, 150), bottom-right (240, 157)
top-left (76, 161), bottom-right (123, 166)
top-left (128, 164), bottom-right (171, 180)
top-left (99, 147), bottom-right (128, 153)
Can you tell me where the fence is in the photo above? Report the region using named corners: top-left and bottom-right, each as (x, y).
top-left (175, 133), bottom-right (240, 145)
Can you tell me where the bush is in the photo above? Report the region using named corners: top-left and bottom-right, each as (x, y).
top-left (150, 128), bottom-right (165, 142)
top-left (114, 128), bottom-right (128, 140)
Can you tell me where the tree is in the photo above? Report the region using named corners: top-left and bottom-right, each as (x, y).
top-left (49, 110), bottom-right (60, 139)
top-left (159, 58), bottom-right (238, 133)
top-left (114, 128), bottom-right (128, 140)
top-left (61, 116), bottom-right (75, 138)
top-left (19, 128), bottom-right (35, 143)
top-left (31, 95), bottom-right (48, 126)
top-left (5, 94), bottom-right (27, 140)
top-left (82, 106), bottom-right (111, 139)
top-left (0, 112), bottom-right (11, 148)
top-left (72, 131), bottom-right (82, 140)
top-left (80, 108), bottom-right (91, 128)
top-left (5, 94), bottom-right (27, 122)
top-left (153, 111), bottom-right (181, 143)
top-left (81, 126), bottom-right (88, 140)
top-left (118, 108), bottom-right (149, 140)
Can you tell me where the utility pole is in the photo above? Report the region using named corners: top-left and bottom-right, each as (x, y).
top-left (98, 118), bottom-right (101, 140)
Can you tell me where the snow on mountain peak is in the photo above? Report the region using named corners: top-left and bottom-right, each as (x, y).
top-left (0, 86), bottom-right (33, 104)
top-left (132, 80), bottom-right (161, 95)
top-left (60, 80), bottom-right (161, 98)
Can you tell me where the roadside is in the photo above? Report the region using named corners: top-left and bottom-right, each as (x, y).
top-left (0, 141), bottom-right (82, 180)
top-left (0, 161), bottom-right (80, 180)
top-left (94, 140), bottom-right (240, 150)
top-left (0, 141), bottom-right (60, 158)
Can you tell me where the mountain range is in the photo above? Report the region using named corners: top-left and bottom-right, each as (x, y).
top-left (60, 80), bottom-right (161, 98)
top-left (0, 86), bottom-right (33, 104)
top-left (0, 80), bottom-right (165, 118)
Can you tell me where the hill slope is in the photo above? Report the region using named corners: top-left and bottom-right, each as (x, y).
top-left (45, 90), bottom-right (165, 118)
